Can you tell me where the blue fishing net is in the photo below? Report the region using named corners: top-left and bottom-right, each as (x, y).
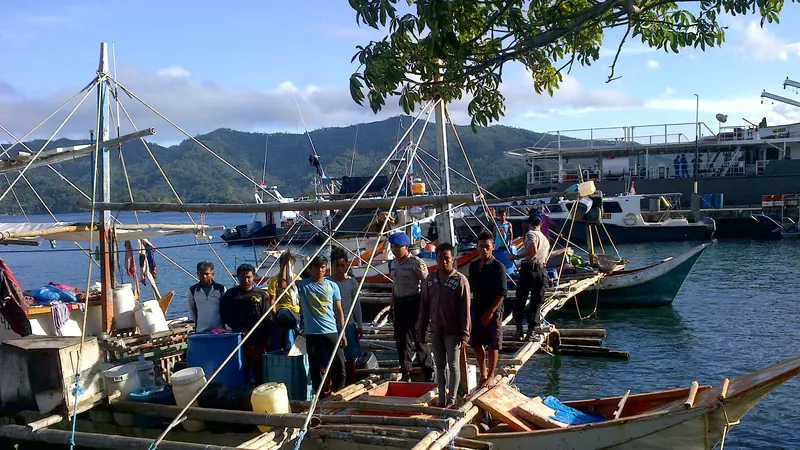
top-left (542, 396), bottom-right (607, 426)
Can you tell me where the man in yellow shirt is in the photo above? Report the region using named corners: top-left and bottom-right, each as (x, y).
top-left (268, 252), bottom-right (301, 353)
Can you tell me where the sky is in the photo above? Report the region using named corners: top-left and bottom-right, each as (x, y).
top-left (2, 1), bottom-right (800, 147)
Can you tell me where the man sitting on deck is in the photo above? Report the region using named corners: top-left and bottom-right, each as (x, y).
top-left (469, 231), bottom-right (507, 389)
top-left (187, 261), bottom-right (226, 333)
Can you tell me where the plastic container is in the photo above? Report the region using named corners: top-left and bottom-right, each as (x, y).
top-left (577, 180), bottom-right (596, 197)
top-left (112, 284), bottom-right (137, 329)
top-left (411, 182), bottom-right (426, 195)
top-left (263, 352), bottom-right (312, 401)
top-left (187, 332), bottom-right (244, 389)
top-left (103, 363), bottom-right (142, 426)
top-left (171, 367), bottom-right (207, 431)
top-left (135, 360), bottom-right (156, 387)
top-left (250, 382), bottom-right (290, 432)
top-left (714, 193), bottom-right (724, 209)
top-left (134, 300), bottom-right (169, 334)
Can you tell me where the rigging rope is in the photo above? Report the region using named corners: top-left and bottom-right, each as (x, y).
top-left (2, 173), bottom-right (27, 222)
top-left (147, 100), bottom-right (435, 450)
top-left (0, 81), bottom-right (97, 204)
top-left (70, 77), bottom-right (107, 450)
top-left (0, 81), bottom-right (96, 159)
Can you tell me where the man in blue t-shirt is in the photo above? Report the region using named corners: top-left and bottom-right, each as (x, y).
top-left (297, 255), bottom-right (347, 395)
top-left (494, 208), bottom-right (513, 250)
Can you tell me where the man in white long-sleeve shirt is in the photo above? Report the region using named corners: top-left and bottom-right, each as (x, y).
top-left (187, 261), bottom-right (226, 332)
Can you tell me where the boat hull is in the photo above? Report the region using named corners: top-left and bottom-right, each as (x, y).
top-left (572, 243), bottom-right (709, 308)
top-left (551, 219), bottom-right (713, 243)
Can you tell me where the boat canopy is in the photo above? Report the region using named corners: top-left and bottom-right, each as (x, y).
top-left (0, 221), bottom-right (220, 243)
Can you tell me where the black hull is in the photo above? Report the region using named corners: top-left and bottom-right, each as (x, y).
top-left (221, 224), bottom-right (322, 246)
top-left (550, 219), bottom-right (713, 243)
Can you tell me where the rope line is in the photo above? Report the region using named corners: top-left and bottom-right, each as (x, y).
top-left (147, 100), bottom-right (434, 450)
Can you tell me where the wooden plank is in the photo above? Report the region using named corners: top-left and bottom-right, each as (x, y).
top-left (684, 381), bottom-right (699, 409)
top-left (515, 397), bottom-right (567, 429)
top-left (473, 384), bottom-right (533, 432)
top-left (613, 389), bottom-right (631, 419)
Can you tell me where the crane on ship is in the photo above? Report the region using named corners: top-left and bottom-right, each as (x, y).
top-left (761, 77), bottom-right (800, 108)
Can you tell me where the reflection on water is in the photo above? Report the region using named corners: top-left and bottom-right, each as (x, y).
top-left (0, 214), bottom-right (797, 448)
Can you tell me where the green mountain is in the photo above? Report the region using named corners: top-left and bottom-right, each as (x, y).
top-left (0, 116), bottom-right (573, 215)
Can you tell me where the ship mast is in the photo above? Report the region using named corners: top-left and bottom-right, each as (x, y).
top-left (96, 43), bottom-right (115, 331)
top-left (433, 98), bottom-right (456, 245)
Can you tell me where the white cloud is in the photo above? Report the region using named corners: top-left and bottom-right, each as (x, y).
top-left (644, 94), bottom-right (800, 127)
top-left (156, 66), bottom-right (191, 78)
top-left (0, 63), bottom-right (639, 143)
top-left (598, 44), bottom-right (657, 59)
top-left (646, 60), bottom-right (660, 69)
top-left (735, 21), bottom-right (800, 61)
top-left (660, 87), bottom-right (677, 98)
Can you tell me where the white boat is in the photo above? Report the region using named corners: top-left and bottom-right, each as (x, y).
top-left (544, 193), bottom-right (716, 243)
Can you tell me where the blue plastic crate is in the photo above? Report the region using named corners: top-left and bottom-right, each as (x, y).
top-left (263, 352), bottom-right (313, 401)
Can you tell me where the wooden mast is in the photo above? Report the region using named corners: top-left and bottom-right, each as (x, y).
top-left (97, 42), bottom-right (115, 332)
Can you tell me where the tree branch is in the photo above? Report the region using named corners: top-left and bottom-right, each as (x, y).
top-left (606, 23), bottom-right (632, 83)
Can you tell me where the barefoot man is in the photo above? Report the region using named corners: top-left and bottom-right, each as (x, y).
top-left (469, 231), bottom-right (507, 388)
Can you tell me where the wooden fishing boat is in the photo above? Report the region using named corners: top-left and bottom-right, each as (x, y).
top-left (571, 242), bottom-right (710, 308)
top-left (462, 356), bottom-right (800, 450)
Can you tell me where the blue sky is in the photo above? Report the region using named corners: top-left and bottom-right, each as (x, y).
top-left (2, 1), bottom-right (800, 145)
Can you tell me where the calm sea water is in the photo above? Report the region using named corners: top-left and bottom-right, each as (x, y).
top-left (2, 212), bottom-right (798, 449)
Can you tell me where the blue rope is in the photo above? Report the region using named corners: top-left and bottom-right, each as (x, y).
top-left (68, 374), bottom-right (84, 450)
top-left (293, 428), bottom-right (307, 450)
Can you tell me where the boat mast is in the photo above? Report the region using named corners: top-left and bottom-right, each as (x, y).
top-left (433, 97), bottom-right (456, 245)
top-left (97, 42), bottom-right (115, 331)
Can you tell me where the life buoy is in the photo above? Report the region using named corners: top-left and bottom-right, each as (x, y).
top-left (623, 213), bottom-right (639, 226)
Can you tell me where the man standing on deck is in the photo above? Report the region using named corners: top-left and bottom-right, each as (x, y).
top-left (508, 215), bottom-right (550, 341)
top-left (220, 264), bottom-right (271, 384)
top-left (469, 231), bottom-right (507, 388)
top-left (329, 246), bottom-right (363, 386)
top-left (187, 261), bottom-right (226, 333)
top-left (494, 209), bottom-right (513, 251)
top-left (389, 232), bottom-right (435, 381)
top-left (297, 255), bottom-right (347, 395)
top-left (417, 242), bottom-right (471, 407)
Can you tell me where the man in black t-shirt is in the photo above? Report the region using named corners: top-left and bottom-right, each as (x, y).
top-left (468, 231), bottom-right (508, 389)
top-left (220, 263), bottom-right (272, 384)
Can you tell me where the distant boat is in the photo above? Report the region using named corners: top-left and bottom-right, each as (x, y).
top-left (544, 193), bottom-right (716, 243)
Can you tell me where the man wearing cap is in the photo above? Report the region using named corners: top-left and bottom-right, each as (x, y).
top-left (508, 215), bottom-right (550, 341)
top-left (388, 232), bottom-right (434, 381)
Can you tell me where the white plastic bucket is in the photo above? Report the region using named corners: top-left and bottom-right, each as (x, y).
top-left (112, 284), bottom-right (137, 330)
top-left (171, 367), bottom-right (206, 431)
top-left (103, 363), bottom-right (142, 426)
top-left (251, 382), bottom-right (290, 432)
top-left (134, 300), bottom-right (169, 334)
top-left (136, 360), bottom-right (156, 387)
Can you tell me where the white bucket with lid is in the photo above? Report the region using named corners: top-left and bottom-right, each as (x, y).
top-left (134, 300), bottom-right (169, 334)
top-left (171, 367), bottom-right (206, 431)
top-left (136, 360), bottom-right (156, 387)
top-left (112, 284), bottom-right (137, 330)
top-left (102, 363), bottom-right (141, 426)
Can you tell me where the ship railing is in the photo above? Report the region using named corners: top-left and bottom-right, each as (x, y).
top-left (756, 159), bottom-right (771, 175)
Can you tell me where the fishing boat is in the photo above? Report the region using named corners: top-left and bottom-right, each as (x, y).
top-left (1, 43), bottom-right (796, 450)
top-left (460, 356), bottom-right (800, 450)
top-left (569, 242), bottom-right (711, 308)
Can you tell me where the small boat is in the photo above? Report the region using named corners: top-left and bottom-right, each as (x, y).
top-left (546, 193), bottom-right (716, 243)
top-left (467, 356), bottom-right (800, 450)
top-left (221, 185), bottom-right (327, 246)
top-left (570, 242), bottom-right (711, 308)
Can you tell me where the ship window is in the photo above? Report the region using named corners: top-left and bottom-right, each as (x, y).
top-left (603, 202), bottom-right (623, 213)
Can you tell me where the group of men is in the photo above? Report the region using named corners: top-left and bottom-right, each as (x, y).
top-left (185, 207), bottom-right (552, 407)
top-left (186, 247), bottom-right (363, 396)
